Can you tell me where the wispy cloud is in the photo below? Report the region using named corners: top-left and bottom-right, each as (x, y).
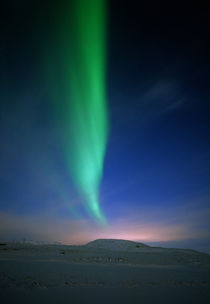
top-left (136, 79), bottom-right (186, 118)
top-left (111, 78), bottom-right (187, 131)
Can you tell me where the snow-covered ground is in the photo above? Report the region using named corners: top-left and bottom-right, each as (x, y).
top-left (0, 239), bottom-right (210, 303)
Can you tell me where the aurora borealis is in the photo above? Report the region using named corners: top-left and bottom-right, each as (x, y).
top-left (52, 0), bottom-right (108, 223)
top-left (67, 0), bottom-right (108, 223)
top-left (1, 1), bottom-right (210, 252)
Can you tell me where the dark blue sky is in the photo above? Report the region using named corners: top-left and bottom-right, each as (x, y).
top-left (0, 1), bottom-right (210, 252)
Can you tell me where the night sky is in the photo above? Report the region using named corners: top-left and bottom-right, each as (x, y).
top-left (1, 1), bottom-right (210, 252)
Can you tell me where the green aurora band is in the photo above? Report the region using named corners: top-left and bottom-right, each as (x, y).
top-left (62, 0), bottom-right (108, 223)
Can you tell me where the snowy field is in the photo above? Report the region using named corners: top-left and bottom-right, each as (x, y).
top-left (0, 239), bottom-right (210, 304)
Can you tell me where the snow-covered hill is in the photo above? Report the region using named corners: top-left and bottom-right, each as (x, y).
top-left (86, 239), bottom-right (151, 251)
